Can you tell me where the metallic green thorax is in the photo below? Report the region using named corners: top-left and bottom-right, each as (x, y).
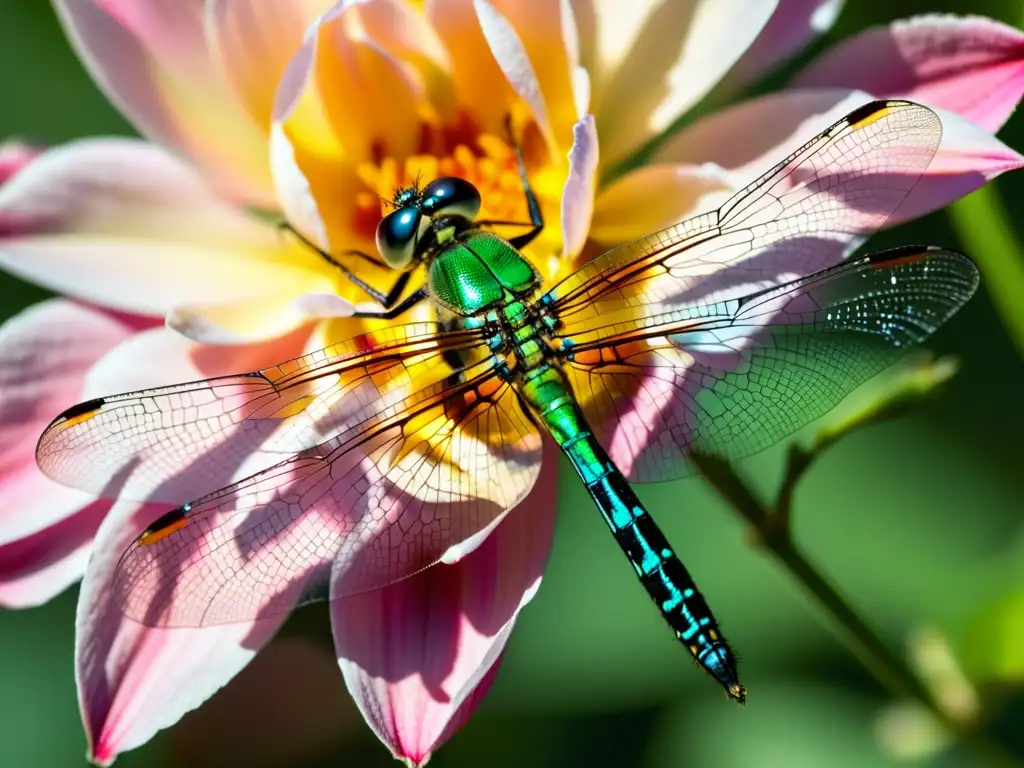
top-left (424, 229), bottom-right (744, 702)
top-left (428, 231), bottom-right (539, 315)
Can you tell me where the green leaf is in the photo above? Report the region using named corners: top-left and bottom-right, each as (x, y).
top-left (812, 354), bottom-right (959, 453)
top-left (961, 589), bottom-right (1024, 682)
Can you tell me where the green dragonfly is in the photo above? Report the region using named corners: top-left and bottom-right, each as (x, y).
top-left (37, 100), bottom-right (979, 703)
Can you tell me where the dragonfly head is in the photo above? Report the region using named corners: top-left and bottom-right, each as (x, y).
top-left (375, 177), bottom-right (482, 270)
top-left (376, 204), bottom-right (430, 270)
top-left (419, 177), bottom-right (481, 221)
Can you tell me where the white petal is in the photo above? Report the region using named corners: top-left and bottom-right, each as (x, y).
top-left (560, 115), bottom-right (599, 257)
top-left (0, 139), bottom-right (321, 316)
top-left (594, 0), bottom-right (778, 165)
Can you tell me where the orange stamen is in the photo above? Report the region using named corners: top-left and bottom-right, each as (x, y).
top-left (353, 121), bottom-right (531, 242)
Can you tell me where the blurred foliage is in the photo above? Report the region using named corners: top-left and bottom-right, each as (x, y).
top-left (1, 1), bottom-right (1024, 767)
top-left (949, 187), bottom-right (1024, 358)
top-left (963, 590), bottom-right (1024, 683)
top-left (811, 354), bottom-right (961, 452)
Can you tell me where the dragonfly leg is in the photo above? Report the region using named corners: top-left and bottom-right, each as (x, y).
top-left (476, 117), bottom-right (545, 250)
top-left (352, 287), bottom-right (428, 319)
top-left (278, 221), bottom-right (387, 268)
top-left (508, 148), bottom-right (544, 249)
top-left (277, 221), bottom-right (409, 308)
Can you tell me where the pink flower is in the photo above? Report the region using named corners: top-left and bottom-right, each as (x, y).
top-left (649, 13), bottom-right (1024, 235)
top-left (0, 3), bottom-right (1022, 765)
top-left (0, 141), bottom-right (38, 184)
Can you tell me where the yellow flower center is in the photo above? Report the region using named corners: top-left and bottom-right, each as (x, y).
top-left (355, 136), bottom-right (527, 238)
top-left (318, 117), bottom-right (566, 348)
top-left (349, 114), bottom-right (564, 270)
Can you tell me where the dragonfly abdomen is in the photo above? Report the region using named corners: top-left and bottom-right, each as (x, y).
top-left (518, 365), bottom-right (745, 703)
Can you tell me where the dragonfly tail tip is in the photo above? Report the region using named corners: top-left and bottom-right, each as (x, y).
top-left (728, 683), bottom-right (747, 706)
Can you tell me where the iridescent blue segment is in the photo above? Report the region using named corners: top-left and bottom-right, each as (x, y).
top-left (565, 432), bottom-right (744, 703)
top-left (519, 364), bottom-right (745, 703)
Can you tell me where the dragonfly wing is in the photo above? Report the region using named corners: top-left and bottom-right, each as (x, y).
top-left (543, 100), bottom-right (941, 326)
top-left (112, 361), bottom-right (542, 627)
top-left (37, 323), bottom-right (487, 504)
top-left (556, 246), bottom-right (978, 482)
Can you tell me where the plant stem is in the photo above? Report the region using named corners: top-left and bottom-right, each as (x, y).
top-left (768, 538), bottom-right (1016, 765)
top-left (696, 453), bottom-right (940, 707)
top-left (768, 533), bottom-right (939, 708)
top-left (694, 452), bottom-right (1017, 766)
top-left (948, 184), bottom-right (1024, 358)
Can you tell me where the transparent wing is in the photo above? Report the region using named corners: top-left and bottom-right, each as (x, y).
top-left (555, 246), bottom-right (978, 482)
top-left (112, 358), bottom-right (542, 627)
top-left (541, 100), bottom-right (941, 325)
top-left (36, 323), bottom-right (488, 504)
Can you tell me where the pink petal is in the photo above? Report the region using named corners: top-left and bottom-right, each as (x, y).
top-left (0, 140), bottom-right (39, 184)
top-left (593, 0), bottom-right (778, 167)
top-left (59, 324), bottom-right (315, 504)
top-left (0, 497), bottom-right (108, 608)
top-left (475, 0), bottom-right (558, 153)
top-left (0, 300), bottom-right (127, 469)
top-left (794, 15), bottom-right (1024, 133)
top-left (0, 462), bottom-right (99, 547)
top-left (0, 310), bottom-right (314, 611)
top-left (332, 451), bottom-right (558, 765)
top-left (206, 0), bottom-right (335, 128)
top-left (65, 275), bottom-right (319, 763)
top-left (86, 0), bottom-right (207, 65)
top-left (894, 105), bottom-right (1024, 224)
top-left (77, 499), bottom-right (287, 765)
top-left (656, 88), bottom-right (1024, 226)
top-left (590, 162), bottom-right (735, 245)
top-left (655, 88), bottom-right (869, 170)
top-left (724, 0), bottom-right (845, 91)
top-left (83, 325), bottom-right (313, 401)
top-left (0, 301), bottom-right (129, 542)
top-left (561, 115), bottom-right (599, 258)
top-left (53, 0), bottom-right (274, 206)
top-left (0, 138), bottom-right (324, 317)
top-left (82, 326), bottom-right (203, 398)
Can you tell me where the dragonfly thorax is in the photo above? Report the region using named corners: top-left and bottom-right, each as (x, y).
top-left (427, 230), bottom-right (541, 316)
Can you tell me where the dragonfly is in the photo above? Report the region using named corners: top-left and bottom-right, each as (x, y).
top-left (36, 100), bottom-right (979, 704)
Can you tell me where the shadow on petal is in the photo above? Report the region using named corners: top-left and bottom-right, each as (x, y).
top-left (76, 460), bottom-right (288, 764)
top-left (331, 450), bottom-right (558, 762)
top-left (0, 496), bottom-right (109, 608)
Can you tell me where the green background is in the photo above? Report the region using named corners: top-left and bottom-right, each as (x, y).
top-left (1, 1), bottom-right (1023, 766)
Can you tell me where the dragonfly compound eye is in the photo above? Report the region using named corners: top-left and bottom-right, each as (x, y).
top-left (376, 207), bottom-right (429, 269)
top-left (421, 177), bottom-right (482, 221)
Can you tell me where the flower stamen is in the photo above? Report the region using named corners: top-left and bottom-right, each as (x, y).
top-left (354, 134), bottom-right (529, 243)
